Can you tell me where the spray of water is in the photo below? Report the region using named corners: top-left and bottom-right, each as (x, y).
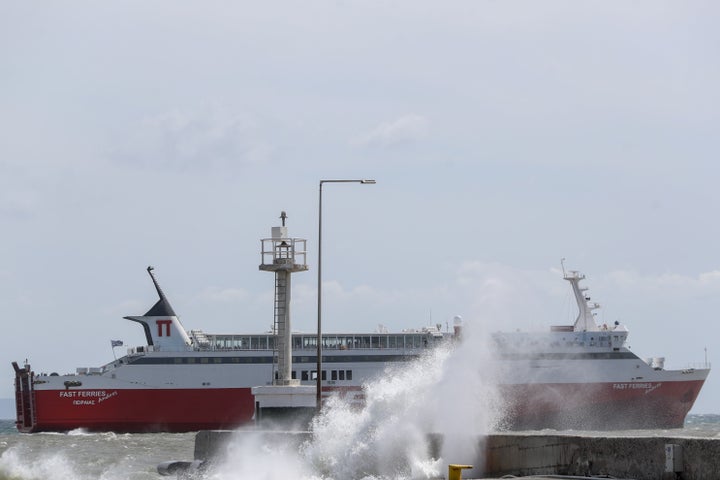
top-left (212, 319), bottom-right (503, 480)
top-left (0, 447), bottom-right (81, 480)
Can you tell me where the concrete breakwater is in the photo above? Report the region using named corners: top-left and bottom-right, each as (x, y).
top-left (180, 430), bottom-right (720, 479)
top-left (484, 433), bottom-right (720, 479)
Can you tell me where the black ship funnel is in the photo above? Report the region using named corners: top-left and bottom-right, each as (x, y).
top-left (144, 266), bottom-right (177, 317)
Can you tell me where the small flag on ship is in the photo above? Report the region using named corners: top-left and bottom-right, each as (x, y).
top-left (111, 340), bottom-right (123, 347)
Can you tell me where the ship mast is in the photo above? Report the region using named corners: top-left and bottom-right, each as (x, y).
top-left (563, 269), bottom-right (600, 332)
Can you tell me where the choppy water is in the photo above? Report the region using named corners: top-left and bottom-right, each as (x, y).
top-left (0, 421), bottom-right (195, 479)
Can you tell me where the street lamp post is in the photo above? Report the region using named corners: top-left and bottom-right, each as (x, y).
top-left (317, 179), bottom-right (376, 411)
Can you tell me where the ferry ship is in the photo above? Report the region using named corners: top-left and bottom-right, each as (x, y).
top-left (13, 266), bottom-right (710, 433)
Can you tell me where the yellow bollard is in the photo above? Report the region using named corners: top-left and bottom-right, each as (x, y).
top-left (448, 464), bottom-right (473, 480)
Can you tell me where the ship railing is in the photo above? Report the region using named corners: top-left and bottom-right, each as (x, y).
top-left (683, 362), bottom-right (712, 370)
top-left (74, 367), bottom-right (106, 375)
top-left (658, 362), bottom-right (711, 373)
top-left (204, 332), bottom-right (446, 351)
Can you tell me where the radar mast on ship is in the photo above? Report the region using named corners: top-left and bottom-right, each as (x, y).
top-left (561, 259), bottom-right (601, 332)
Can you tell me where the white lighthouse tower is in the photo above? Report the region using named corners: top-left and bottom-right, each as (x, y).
top-left (259, 211), bottom-right (308, 385)
top-left (252, 212), bottom-right (315, 424)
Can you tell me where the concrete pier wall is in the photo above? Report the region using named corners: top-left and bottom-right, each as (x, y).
top-left (483, 434), bottom-right (720, 480)
top-left (191, 430), bottom-right (720, 480)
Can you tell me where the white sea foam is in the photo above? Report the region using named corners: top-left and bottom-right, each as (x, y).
top-left (213, 319), bottom-right (502, 480)
top-left (0, 446), bottom-right (83, 480)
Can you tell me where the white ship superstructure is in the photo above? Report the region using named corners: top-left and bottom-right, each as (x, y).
top-left (13, 264), bottom-right (709, 432)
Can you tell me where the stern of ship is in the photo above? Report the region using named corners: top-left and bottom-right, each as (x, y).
top-left (12, 361), bottom-right (36, 433)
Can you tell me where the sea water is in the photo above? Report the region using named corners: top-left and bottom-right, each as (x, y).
top-left (0, 422), bottom-right (195, 479)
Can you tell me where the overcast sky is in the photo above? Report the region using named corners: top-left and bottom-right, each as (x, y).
top-left (1, 1), bottom-right (719, 414)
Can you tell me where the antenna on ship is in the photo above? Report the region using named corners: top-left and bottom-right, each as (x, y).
top-left (258, 212), bottom-right (309, 386)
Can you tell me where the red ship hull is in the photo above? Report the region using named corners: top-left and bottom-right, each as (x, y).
top-left (16, 379), bottom-right (705, 433)
top-left (500, 379), bottom-right (706, 430)
top-left (20, 388), bottom-right (255, 433)
top-left (15, 376), bottom-right (366, 433)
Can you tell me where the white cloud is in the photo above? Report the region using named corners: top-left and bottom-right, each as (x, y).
top-left (101, 299), bottom-right (148, 317)
top-left (353, 114), bottom-right (430, 148)
top-left (0, 188), bottom-right (40, 220)
top-left (111, 104), bottom-right (274, 171)
top-left (197, 286), bottom-right (251, 303)
top-left (605, 269), bottom-right (720, 294)
top-left (699, 271), bottom-right (720, 285)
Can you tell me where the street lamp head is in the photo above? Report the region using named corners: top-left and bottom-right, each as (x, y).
top-left (321, 179), bottom-right (377, 185)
